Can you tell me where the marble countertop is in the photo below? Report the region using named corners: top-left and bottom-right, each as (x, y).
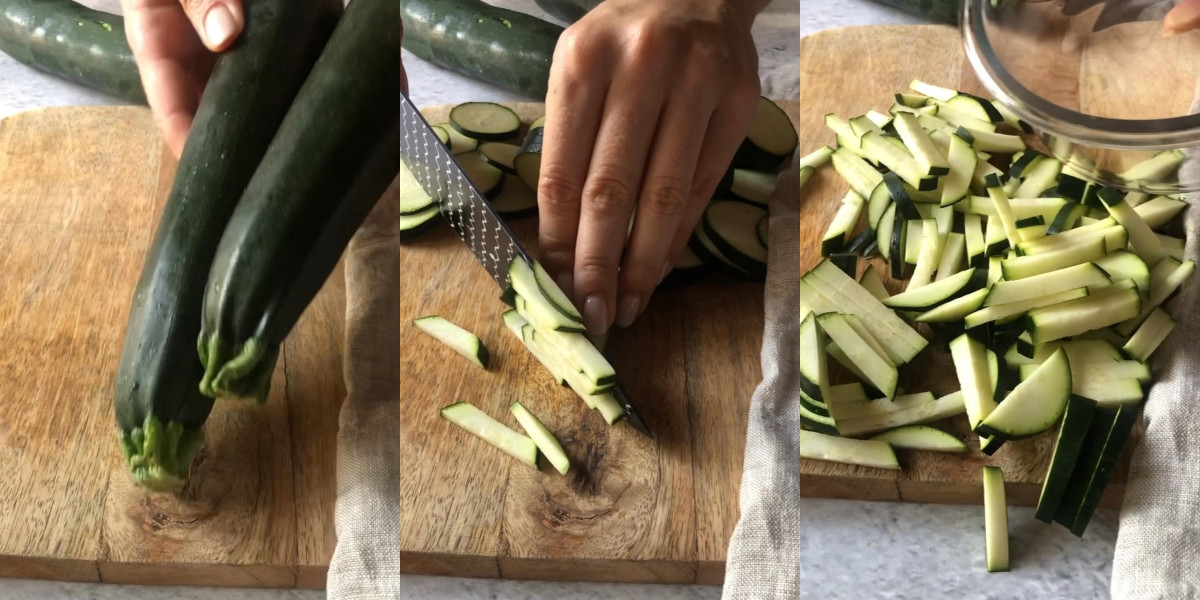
top-left (0, 1), bottom-right (1118, 599)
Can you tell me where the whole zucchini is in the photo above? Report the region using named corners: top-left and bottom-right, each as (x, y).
top-left (533, 0), bottom-right (600, 23)
top-left (0, 0), bottom-right (144, 104)
top-left (865, 0), bottom-right (959, 25)
top-left (114, 0), bottom-right (341, 493)
top-left (400, 0), bottom-right (563, 99)
top-left (198, 0), bottom-right (401, 402)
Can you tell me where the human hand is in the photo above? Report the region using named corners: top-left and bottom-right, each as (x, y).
top-left (537, 0), bottom-right (767, 335)
top-left (120, 0), bottom-right (245, 158)
top-left (1165, 0), bottom-right (1200, 33)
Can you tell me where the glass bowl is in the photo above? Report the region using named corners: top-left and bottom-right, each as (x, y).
top-left (962, 0), bottom-right (1200, 194)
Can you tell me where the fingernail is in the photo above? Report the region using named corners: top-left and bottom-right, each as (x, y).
top-left (556, 274), bottom-right (574, 299)
top-left (1164, 2), bottom-right (1200, 34)
top-left (615, 295), bottom-right (641, 328)
top-left (583, 294), bottom-right (609, 335)
top-left (659, 260), bottom-right (674, 283)
top-left (204, 5), bottom-right (237, 48)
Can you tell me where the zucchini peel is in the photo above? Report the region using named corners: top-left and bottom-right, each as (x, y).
top-left (118, 415), bottom-right (205, 494)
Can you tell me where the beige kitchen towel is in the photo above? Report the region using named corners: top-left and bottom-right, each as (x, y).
top-left (1110, 145), bottom-right (1200, 597)
top-left (325, 188), bottom-right (403, 598)
top-left (721, 149), bottom-right (805, 599)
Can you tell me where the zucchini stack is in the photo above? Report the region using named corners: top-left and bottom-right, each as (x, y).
top-left (795, 80), bottom-right (1194, 567)
top-left (115, 0), bottom-right (399, 493)
top-left (398, 97), bottom-right (799, 286)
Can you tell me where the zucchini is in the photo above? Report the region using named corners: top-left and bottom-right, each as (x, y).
top-left (982, 465), bottom-right (1010, 573)
top-left (412, 315), bottom-right (490, 369)
top-left (734, 97), bottom-right (799, 170)
top-left (869, 425), bottom-right (968, 452)
top-left (798, 430), bottom-right (901, 470)
top-left (401, 0), bottom-right (562, 98)
top-left (198, 0), bottom-right (397, 401)
top-left (532, 0), bottom-right (600, 22)
top-left (832, 391), bottom-right (966, 439)
top-left (114, 0), bottom-right (342, 492)
top-left (0, 0), bottom-right (145, 104)
top-left (1036, 395), bottom-right (1097, 523)
top-left (450, 102), bottom-right (521, 141)
top-left (509, 402), bottom-right (570, 475)
top-left (478, 142), bottom-right (522, 174)
top-left (441, 402), bottom-right (538, 469)
top-left (976, 349), bottom-right (1071, 439)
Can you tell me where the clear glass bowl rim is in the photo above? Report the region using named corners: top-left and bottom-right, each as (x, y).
top-left (962, 0), bottom-right (1200, 151)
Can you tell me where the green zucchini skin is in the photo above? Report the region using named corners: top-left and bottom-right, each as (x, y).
top-left (532, 0), bottom-right (601, 23)
top-left (0, 0), bottom-right (145, 104)
top-left (198, 0), bottom-right (401, 403)
top-left (400, 0), bottom-right (563, 99)
top-left (113, 0), bottom-right (342, 494)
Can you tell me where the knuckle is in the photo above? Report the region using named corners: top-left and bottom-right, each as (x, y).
top-left (576, 254), bottom-right (620, 282)
top-left (583, 173), bottom-right (636, 214)
top-left (641, 179), bottom-right (689, 217)
top-left (537, 172), bottom-right (584, 212)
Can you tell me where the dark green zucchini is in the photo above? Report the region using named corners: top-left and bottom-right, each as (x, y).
top-left (865, 0), bottom-right (959, 25)
top-left (533, 0), bottom-right (601, 23)
top-left (114, 0), bottom-right (341, 493)
top-left (199, 0), bottom-right (400, 402)
top-left (0, 0), bottom-right (144, 104)
top-left (400, 0), bottom-right (563, 99)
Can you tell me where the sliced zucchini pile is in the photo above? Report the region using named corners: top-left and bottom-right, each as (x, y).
top-left (401, 98), bottom-right (798, 284)
top-left (796, 80), bottom-right (1194, 563)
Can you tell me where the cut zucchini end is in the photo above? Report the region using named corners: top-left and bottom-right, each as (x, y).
top-left (413, 315), bottom-right (490, 369)
top-left (119, 415), bottom-right (205, 495)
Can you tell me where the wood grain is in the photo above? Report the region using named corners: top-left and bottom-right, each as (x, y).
top-left (0, 105), bottom-right (343, 587)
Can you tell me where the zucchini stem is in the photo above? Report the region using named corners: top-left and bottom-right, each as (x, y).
top-left (119, 415), bottom-right (204, 494)
top-left (198, 335), bottom-right (278, 403)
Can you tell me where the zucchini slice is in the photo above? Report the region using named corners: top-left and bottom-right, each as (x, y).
top-left (822, 190), bottom-right (865, 256)
top-left (797, 146), bottom-right (834, 170)
top-left (949, 334), bottom-right (997, 431)
top-left (1116, 258), bottom-right (1195, 336)
top-left (1028, 283), bottom-right (1141, 344)
top-left (398, 204), bottom-right (443, 240)
top-left (827, 391), bottom-right (934, 420)
top-left (982, 466), bottom-right (1010, 573)
top-left (509, 258), bottom-right (584, 331)
top-left (1099, 188), bottom-right (1165, 266)
top-left (449, 102), bottom-right (521, 141)
top-left (893, 112), bottom-right (950, 176)
top-left (860, 131), bottom-right (936, 191)
top-left (965, 287), bottom-right (1088, 329)
top-left (1122, 307), bottom-right (1176, 362)
top-left (798, 430), bottom-right (900, 470)
top-left (1093, 250), bottom-right (1150, 299)
top-left (399, 160), bottom-right (437, 215)
top-left (827, 382), bottom-right (869, 403)
top-left (703, 200), bottom-right (769, 275)
top-left (1118, 149), bottom-right (1185, 184)
top-left (798, 313), bottom-right (830, 404)
top-left (936, 232), bottom-right (966, 280)
top-left (432, 125), bottom-right (451, 147)
top-left (1001, 238), bottom-right (1107, 280)
top-left (531, 259), bottom-right (583, 322)
top-left (832, 391), bottom-right (966, 439)
top-left (883, 267), bottom-right (981, 311)
top-left (490, 177), bottom-right (539, 219)
top-left (514, 127), bottom-right (543, 191)
top-left (1053, 404), bottom-right (1139, 537)
top-left (977, 349), bottom-right (1070, 438)
top-left (413, 315), bottom-right (490, 369)
top-left (832, 147), bottom-right (885, 199)
top-left (478, 142), bottom-right (521, 175)
top-left (1035, 395), bottom-right (1097, 523)
top-left (804, 261), bottom-right (928, 362)
top-left (435, 121), bottom-right (480, 154)
top-left (457, 151), bottom-right (506, 199)
top-left (735, 96), bottom-right (799, 170)
top-left (1133, 195), bottom-right (1187, 230)
top-left (509, 402), bottom-right (570, 475)
top-left (870, 425), bottom-right (967, 452)
top-left (984, 262), bottom-right (1110, 307)
top-left (729, 169), bottom-right (778, 206)
top-left (817, 313), bottom-right (898, 399)
top-left (916, 288), bottom-right (988, 323)
top-left (441, 402), bottom-right (538, 468)
top-left (859, 264), bottom-right (890, 300)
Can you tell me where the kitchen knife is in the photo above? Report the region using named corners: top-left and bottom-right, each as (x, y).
top-left (398, 93), bottom-right (653, 440)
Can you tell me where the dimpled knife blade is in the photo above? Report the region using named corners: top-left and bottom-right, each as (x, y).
top-left (397, 94), bottom-right (653, 440)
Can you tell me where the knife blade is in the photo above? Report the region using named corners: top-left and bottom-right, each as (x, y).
top-left (398, 93), bottom-right (653, 440)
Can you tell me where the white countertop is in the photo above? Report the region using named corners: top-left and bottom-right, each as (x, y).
top-left (0, 1), bottom-right (1118, 599)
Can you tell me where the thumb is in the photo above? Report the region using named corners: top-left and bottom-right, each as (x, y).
top-left (179, 0), bottom-right (245, 51)
top-left (1164, 0), bottom-right (1200, 34)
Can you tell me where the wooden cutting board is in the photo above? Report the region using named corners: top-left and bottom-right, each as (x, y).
top-left (0, 24), bottom-right (1187, 590)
